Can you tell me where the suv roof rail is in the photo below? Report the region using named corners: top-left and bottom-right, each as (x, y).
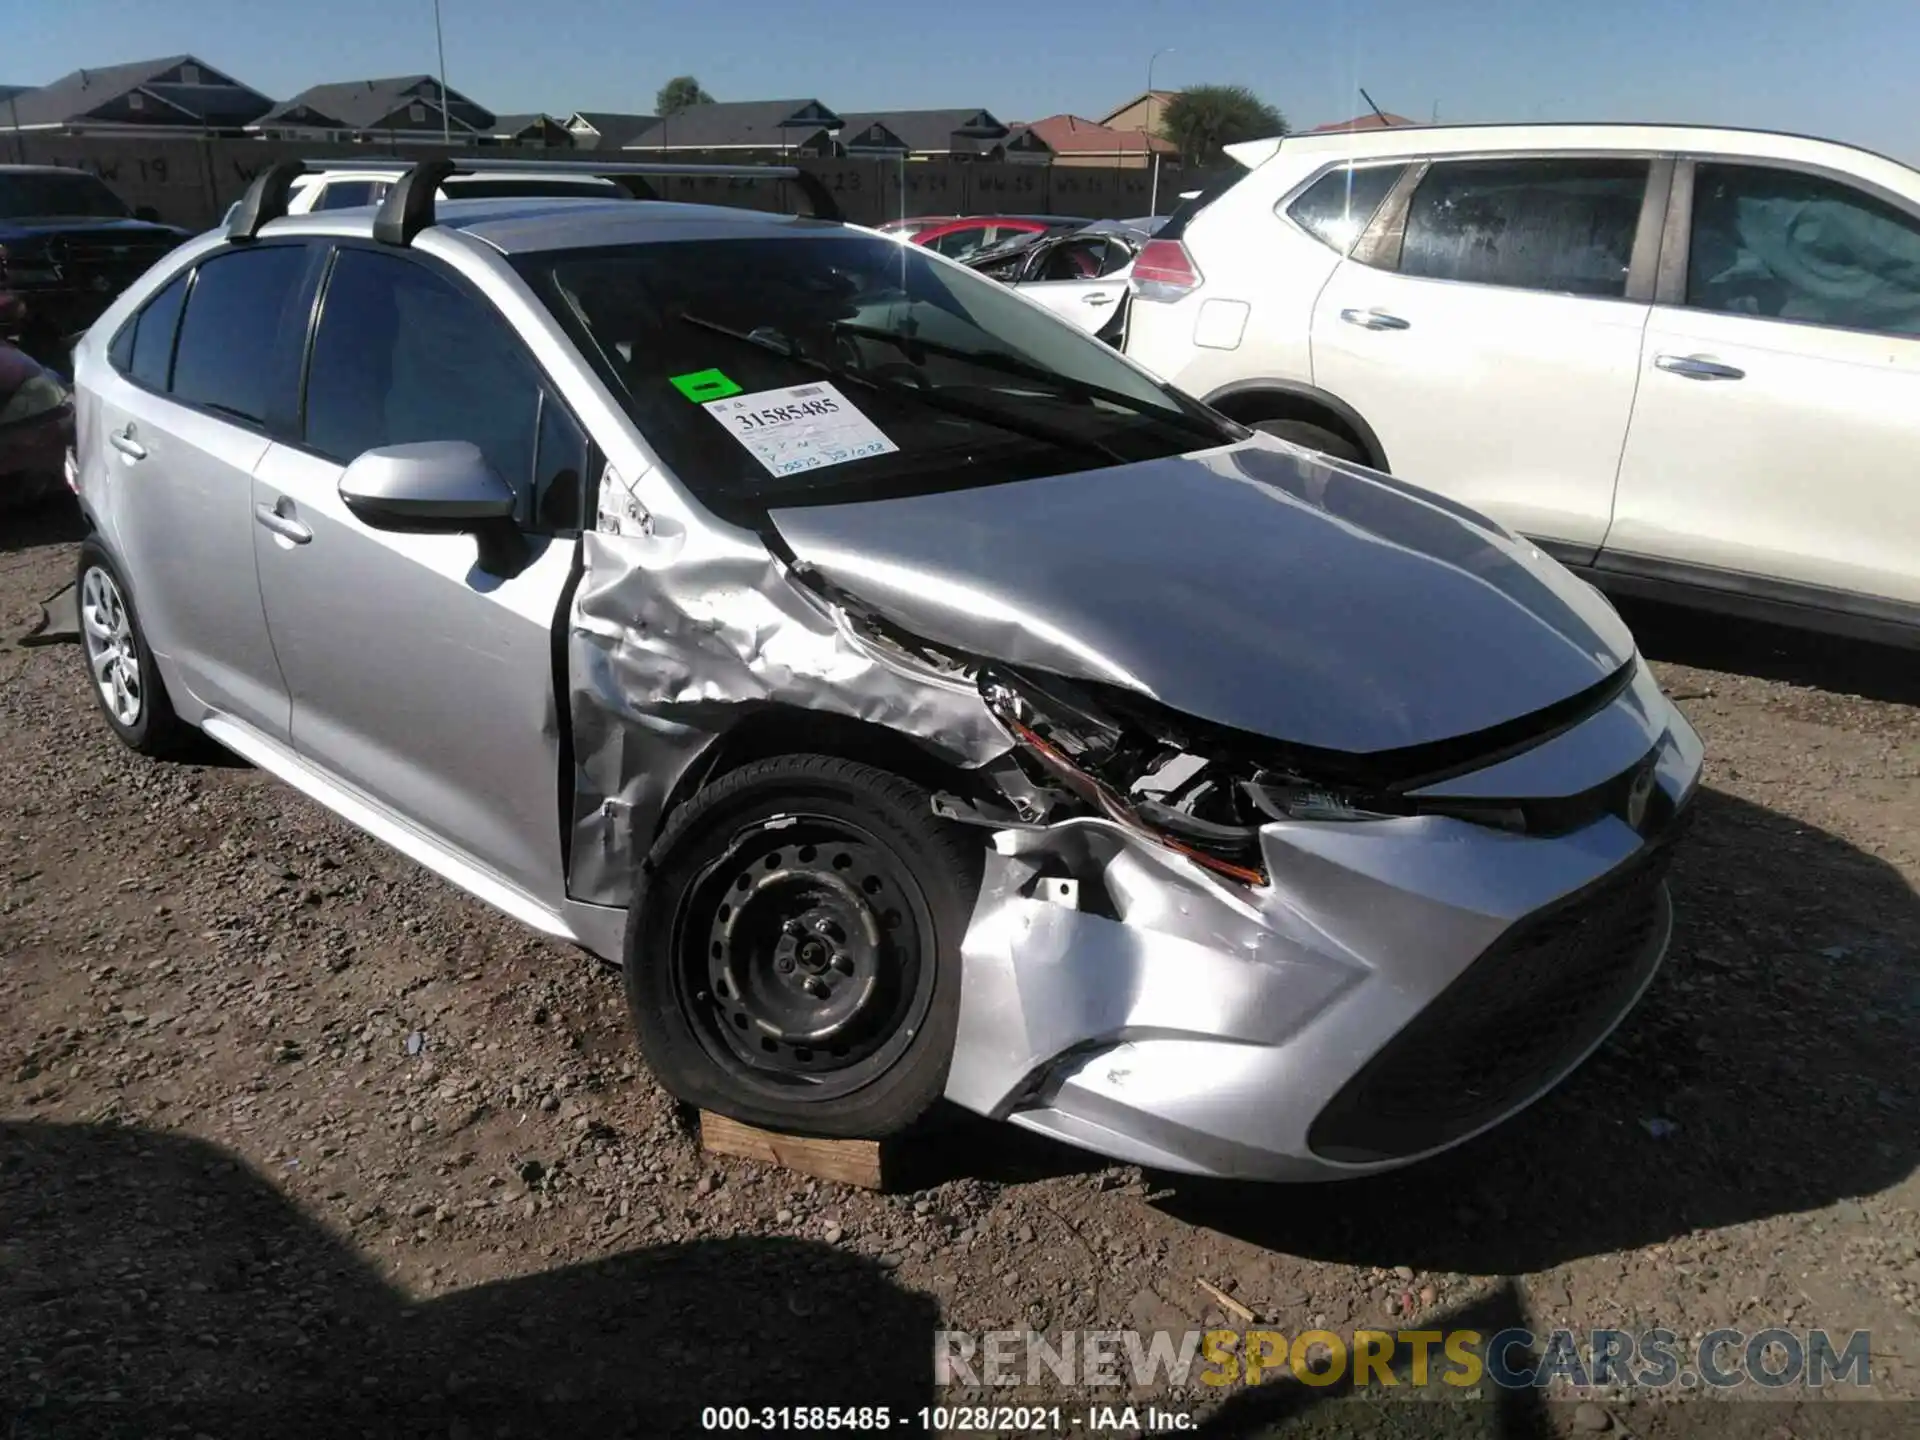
top-left (224, 155), bottom-right (843, 245)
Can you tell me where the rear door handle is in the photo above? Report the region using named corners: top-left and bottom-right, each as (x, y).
top-left (1339, 307), bottom-right (1411, 331)
top-left (254, 500), bottom-right (313, 545)
top-left (1082, 293), bottom-right (1115, 306)
top-left (1655, 354), bottom-right (1745, 381)
top-left (109, 426), bottom-right (147, 460)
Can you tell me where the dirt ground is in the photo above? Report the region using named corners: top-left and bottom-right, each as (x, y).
top-left (3, 496), bottom-right (1917, 1439)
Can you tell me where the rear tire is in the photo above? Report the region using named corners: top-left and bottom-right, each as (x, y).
top-left (1252, 419), bottom-right (1366, 464)
top-left (75, 541), bottom-right (194, 757)
top-left (625, 754), bottom-right (980, 1138)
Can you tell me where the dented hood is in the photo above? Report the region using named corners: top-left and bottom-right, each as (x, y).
top-left (767, 439), bottom-right (1637, 755)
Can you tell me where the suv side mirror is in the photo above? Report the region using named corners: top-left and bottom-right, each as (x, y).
top-left (338, 441), bottom-right (516, 529)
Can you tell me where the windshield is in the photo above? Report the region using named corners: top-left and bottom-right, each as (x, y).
top-left (513, 231), bottom-right (1236, 522)
top-left (0, 171), bottom-right (132, 221)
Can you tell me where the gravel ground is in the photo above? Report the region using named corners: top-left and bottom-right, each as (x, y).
top-left (3, 497), bottom-right (1917, 1439)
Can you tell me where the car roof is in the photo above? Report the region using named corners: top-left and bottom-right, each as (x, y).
top-left (254, 196), bottom-right (842, 254)
top-left (1236, 121), bottom-right (1918, 182)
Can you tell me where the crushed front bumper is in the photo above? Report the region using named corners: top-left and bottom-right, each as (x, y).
top-left (945, 658), bottom-right (1703, 1181)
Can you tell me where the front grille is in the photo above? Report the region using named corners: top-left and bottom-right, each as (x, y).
top-left (1308, 845), bottom-right (1676, 1164)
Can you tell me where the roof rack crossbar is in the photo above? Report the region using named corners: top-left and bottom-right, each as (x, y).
top-left (226, 158), bottom-right (312, 241)
top-left (354, 155), bottom-right (841, 246)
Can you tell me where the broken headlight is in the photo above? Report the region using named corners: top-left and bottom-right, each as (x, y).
top-left (980, 670), bottom-right (1403, 888)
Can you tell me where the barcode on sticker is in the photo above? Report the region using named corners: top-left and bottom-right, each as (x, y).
top-left (790, 385), bottom-right (825, 397)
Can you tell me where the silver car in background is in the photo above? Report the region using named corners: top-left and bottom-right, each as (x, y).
top-left (68, 159), bottom-right (1701, 1181)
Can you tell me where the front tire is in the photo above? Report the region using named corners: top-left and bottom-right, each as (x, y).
top-left (625, 755), bottom-right (980, 1138)
top-left (75, 541), bottom-right (192, 757)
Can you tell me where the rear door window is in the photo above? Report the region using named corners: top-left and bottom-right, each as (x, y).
top-left (1287, 163), bottom-right (1408, 254)
top-left (1686, 162), bottom-right (1920, 336)
top-left (1398, 157), bottom-right (1650, 298)
top-left (113, 272), bottom-right (189, 390)
top-left (169, 244), bottom-right (312, 424)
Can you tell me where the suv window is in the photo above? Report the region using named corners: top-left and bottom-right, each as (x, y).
top-left (313, 180), bottom-right (387, 211)
top-left (1287, 163), bottom-right (1407, 254)
top-left (171, 245), bottom-right (311, 424)
top-left (1399, 157), bottom-right (1649, 299)
top-left (0, 169), bottom-right (130, 221)
top-left (304, 247), bottom-right (550, 526)
top-left (1687, 163), bottom-right (1920, 337)
top-left (119, 272), bottom-right (189, 390)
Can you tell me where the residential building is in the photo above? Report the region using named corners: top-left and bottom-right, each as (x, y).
top-left (251, 76), bottom-right (494, 143)
top-left (488, 113), bottom-right (572, 146)
top-left (624, 99), bottom-right (843, 157)
top-left (1015, 114), bottom-right (1176, 169)
top-left (1100, 90), bottom-right (1179, 141)
top-left (0, 55), bottom-right (272, 135)
top-left (1309, 111), bottom-right (1415, 132)
top-left (835, 108), bottom-right (1010, 160)
top-left (565, 111), bottom-right (659, 150)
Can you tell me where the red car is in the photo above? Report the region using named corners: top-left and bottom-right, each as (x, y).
top-left (0, 333), bottom-right (73, 512)
top-left (878, 213), bottom-right (1091, 261)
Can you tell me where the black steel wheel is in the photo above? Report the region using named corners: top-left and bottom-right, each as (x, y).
top-left (625, 754), bottom-right (980, 1137)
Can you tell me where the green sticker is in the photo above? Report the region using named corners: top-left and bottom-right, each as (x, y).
top-left (670, 368), bottom-right (743, 402)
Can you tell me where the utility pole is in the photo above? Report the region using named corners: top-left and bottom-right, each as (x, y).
top-left (1147, 47), bottom-right (1174, 215)
top-left (432, 0), bottom-right (452, 145)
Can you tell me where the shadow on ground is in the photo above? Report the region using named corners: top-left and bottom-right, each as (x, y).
top-left (0, 492), bottom-right (86, 557)
top-left (0, 1121), bottom-right (937, 1439)
top-left (1155, 785), bottom-right (1920, 1277)
top-left (1619, 596), bottom-right (1920, 707)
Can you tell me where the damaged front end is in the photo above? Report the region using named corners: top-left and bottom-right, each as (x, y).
top-left (567, 436), bottom-right (1703, 1181)
top-left (938, 652), bottom-right (1699, 1180)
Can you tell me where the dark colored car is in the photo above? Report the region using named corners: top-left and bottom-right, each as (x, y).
top-left (0, 339), bottom-right (73, 511)
top-left (0, 166), bottom-right (191, 366)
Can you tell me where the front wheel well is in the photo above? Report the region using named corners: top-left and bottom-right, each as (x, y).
top-left (1208, 388), bottom-right (1384, 471)
top-left (648, 708), bottom-right (985, 856)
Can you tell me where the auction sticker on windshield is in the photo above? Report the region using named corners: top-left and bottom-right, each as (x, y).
top-left (704, 383), bottom-right (899, 478)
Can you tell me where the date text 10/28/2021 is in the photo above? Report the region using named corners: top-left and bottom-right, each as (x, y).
top-left (701, 1406), bottom-right (1194, 1433)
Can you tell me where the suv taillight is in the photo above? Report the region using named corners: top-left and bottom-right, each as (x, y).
top-left (1132, 238), bottom-right (1202, 301)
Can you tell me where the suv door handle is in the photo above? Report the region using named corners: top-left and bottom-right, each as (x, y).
top-left (1655, 354), bottom-right (1745, 381)
top-left (1339, 308), bottom-right (1411, 331)
top-left (1082, 293), bottom-right (1115, 306)
top-left (109, 426), bottom-right (147, 460)
top-left (255, 500), bottom-right (313, 545)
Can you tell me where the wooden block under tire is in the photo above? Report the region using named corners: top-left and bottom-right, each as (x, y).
top-left (698, 1111), bottom-right (890, 1190)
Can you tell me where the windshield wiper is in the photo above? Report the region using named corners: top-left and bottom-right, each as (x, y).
top-left (831, 320), bottom-right (1236, 444)
top-left (676, 311), bottom-right (1124, 465)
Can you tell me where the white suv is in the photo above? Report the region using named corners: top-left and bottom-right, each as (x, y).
top-left (1125, 123), bottom-right (1920, 647)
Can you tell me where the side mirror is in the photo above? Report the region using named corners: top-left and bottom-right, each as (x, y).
top-left (338, 441), bottom-right (516, 530)
top-left (133, 205), bottom-right (162, 224)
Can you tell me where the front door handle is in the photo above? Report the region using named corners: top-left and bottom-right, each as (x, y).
top-left (1339, 307), bottom-right (1411, 331)
top-left (109, 426), bottom-right (147, 460)
top-left (1082, 293), bottom-right (1116, 306)
top-left (1655, 354), bottom-right (1745, 381)
top-left (254, 500), bottom-right (313, 545)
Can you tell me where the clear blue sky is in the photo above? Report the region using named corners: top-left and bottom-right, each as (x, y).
top-left (8, 0), bottom-right (1917, 162)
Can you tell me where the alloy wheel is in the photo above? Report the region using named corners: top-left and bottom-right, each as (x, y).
top-left (79, 566), bottom-right (142, 729)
